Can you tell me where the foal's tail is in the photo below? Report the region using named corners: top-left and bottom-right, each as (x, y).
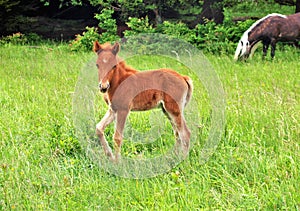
top-left (184, 76), bottom-right (193, 106)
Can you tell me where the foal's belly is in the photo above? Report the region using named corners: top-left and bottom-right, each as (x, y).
top-left (130, 90), bottom-right (163, 111)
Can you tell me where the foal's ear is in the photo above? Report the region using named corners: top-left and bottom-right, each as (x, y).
top-left (93, 41), bottom-right (102, 53)
top-left (112, 42), bottom-right (120, 55)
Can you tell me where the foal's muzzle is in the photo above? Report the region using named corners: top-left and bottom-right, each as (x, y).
top-left (99, 82), bottom-right (110, 93)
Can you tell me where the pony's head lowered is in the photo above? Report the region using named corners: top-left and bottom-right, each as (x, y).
top-left (93, 41), bottom-right (120, 93)
top-left (234, 31), bottom-right (251, 61)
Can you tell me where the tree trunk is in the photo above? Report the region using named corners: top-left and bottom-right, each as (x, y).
top-left (198, 0), bottom-right (224, 24)
top-left (296, 0), bottom-right (300, 13)
top-left (274, 0), bottom-right (295, 6)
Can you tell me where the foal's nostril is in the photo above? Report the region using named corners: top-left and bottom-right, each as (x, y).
top-left (99, 82), bottom-right (110, 93)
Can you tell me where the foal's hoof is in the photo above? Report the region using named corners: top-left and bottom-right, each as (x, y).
top-left (105, 150), bottom-right (114, 158)
top-left (112, 153), bottom-right (121, 164)
top-left (105, 153), bottom-right (121, 164)
top-left (175, 145), bottom-right (189, 159)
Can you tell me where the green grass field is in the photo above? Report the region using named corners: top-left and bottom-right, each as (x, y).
top-left (0, 43), bottom-right (299, 210)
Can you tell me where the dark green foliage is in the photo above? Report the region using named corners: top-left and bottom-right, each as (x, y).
top-left (156, 21), bottom-right (194, 41)
top-left (69, 9), bottom-right (118, 51)
top-left (94, 8), bottom-right (119, 42)
top-left (124, 16), bottom-right (255, 54)
top-left (68, 12), bottom-right (255, 54)
top-left (124, 16), bottom-right (155, 37)
top-left (191, 18), bottom-right (255, 53)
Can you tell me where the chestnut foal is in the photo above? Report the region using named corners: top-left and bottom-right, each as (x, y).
top-left (93, 41), bottom-right (193, 161)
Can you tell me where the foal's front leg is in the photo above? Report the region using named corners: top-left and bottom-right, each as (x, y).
top-left (96, 108), bottom-right (115, 160)
top-left (114, 110), bottom-right (129, 161)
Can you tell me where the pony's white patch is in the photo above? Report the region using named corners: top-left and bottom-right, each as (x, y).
top-left (158, 99), bottom-right (164, 108)
top-left (249, 41), bottom-right (261, 59)
top-left (234, 41), bottom-right (243, 60)
top-left (234, 13), bottom-right (287, 60)
top-left (103, 59), bottom-right (108, 63)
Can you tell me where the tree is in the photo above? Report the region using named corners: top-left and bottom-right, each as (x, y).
top-left (274, 0), bottom-right (300, 13)
top-left (296, 0), bottom-right (300, 13)
top-left (190, 0), bottom-right (224, 27)
top-left (88, 0), bottom-right (202, 25)
top-left (199, 0), bottom-right (224, 24)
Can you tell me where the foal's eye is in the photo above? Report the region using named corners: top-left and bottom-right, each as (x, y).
top-left (96, 64), bottom-right (99, 68)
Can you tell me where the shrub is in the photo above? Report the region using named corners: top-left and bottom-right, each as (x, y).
top-left (0, 32), bottom-right (42, 45)
top-left (69, 26), bottom-right (101, 51)
top-left (123, 16), bottom-right (256, 54)
top-left (159, 18), bottom-right (256, 54)
top-left (156, 21), bottom-right (194, 42)
top-left (124, 16), bottom-right (155, 37)
top-left (95, 8), bottom-right (119, 43)
top-left (69, 11), bottom-right (257, 54)
top-left (70, 8), bottom-right (119, 51)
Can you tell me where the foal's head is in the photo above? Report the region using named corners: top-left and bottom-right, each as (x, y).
top-left (93, 41), bottom-right (120, 93)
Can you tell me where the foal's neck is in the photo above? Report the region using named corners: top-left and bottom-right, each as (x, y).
top-left (116, 61), bottom-right (138, 75)
top-left (107, 61), bottom-right (137, 100)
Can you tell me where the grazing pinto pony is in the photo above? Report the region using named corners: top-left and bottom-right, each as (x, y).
top-left (93, 41), bottom-right (193, 161)
top-left (234, 13), bottom-right (300, 60)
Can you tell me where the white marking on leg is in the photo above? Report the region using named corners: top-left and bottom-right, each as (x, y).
top-left (96, 108), bottom-right (115, 159)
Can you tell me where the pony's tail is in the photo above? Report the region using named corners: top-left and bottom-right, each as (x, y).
top-left (184, 76), bottom-right (193, 106)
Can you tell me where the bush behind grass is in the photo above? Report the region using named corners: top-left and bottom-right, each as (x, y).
top-left (70, 17), bottom-right (252, 54)
top-left (0, 44), bottom-right (299, 210)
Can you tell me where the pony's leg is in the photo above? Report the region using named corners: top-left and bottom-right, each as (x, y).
top-left (114, 110), bottom-right (129, 161)
top-left (293, 41), bottom-right (300, 48)
top-left (96, 108), bottom-right (115, 159)
top-left (262, 41), bottom-right (270, 59)
top-left (270, 39), bottom-right (277, 59)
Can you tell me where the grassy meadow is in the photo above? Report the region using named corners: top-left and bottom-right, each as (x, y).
top-left (0, 43), bottom-right (299, 210)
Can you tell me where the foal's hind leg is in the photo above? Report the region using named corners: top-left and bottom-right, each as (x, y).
top-left (162, 107), bottom-right (179, 145)
top-left (175, 114), bottom-right (190, 155)
top-left (163, 100), bottom-right (190, 157)
top-left (96, 108), bottom-right (115, 160)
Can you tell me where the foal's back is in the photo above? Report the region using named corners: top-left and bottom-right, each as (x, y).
top-left (111, 69), bottom-right (192, 112)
